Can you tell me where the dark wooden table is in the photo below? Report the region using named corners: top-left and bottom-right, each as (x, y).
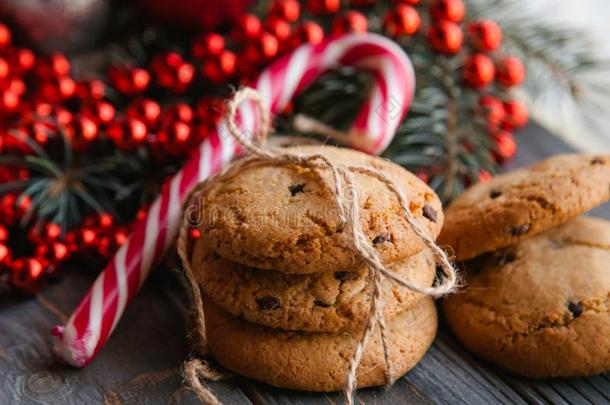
top-left (1, 124), bottom-right (609, 405)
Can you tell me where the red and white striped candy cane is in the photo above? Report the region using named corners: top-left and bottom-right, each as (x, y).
top-left (52, 32), bottom-right (415, 367)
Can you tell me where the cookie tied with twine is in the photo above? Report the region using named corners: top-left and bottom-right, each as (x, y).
top-left (177, 87), bottom-right (458, 404)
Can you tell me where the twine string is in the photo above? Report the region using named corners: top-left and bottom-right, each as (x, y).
top-left (178, 87), bottom-right (458, 405)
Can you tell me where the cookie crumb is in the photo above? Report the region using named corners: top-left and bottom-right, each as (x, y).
top-left (256, 296), bottom-right (281, 310)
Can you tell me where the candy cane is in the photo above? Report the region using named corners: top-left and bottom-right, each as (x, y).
top-left (52, 32), bottom-right (415, 367)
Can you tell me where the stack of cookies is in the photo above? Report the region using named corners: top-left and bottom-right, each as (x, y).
top-left (439, 154), bottom-right (610, 377)
top-left (188, 145), bottom-right (444, 391)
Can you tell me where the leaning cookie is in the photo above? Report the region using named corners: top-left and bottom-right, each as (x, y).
top-left (204, 295), bottom-right (437, 391)
top-left (439, 154), bottom-right (610, 260)
top-left (198, 145), bottom-right (443, 274)
top-left (191, 238), bottom-right (436, 332)
top-left (444, 216), bottom-right (610, 377)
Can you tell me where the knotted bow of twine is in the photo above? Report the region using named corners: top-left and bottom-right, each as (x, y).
top-left (177, 87), bottom-right (458, 405)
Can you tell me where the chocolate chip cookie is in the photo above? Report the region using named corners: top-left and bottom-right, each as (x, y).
top-left (204, 295), bottom-right (438, 391)
top-left (439, 154), bottom-right (610, 260)
top-left (443, 216), bottom-right (610, 377)
top-left (191, 237), bottom-right (436, 332)
top-left (197, 145), bottom-right (443, 274)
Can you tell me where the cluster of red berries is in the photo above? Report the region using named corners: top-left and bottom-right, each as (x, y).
top-left (0, 207), bottom-right (137, 294)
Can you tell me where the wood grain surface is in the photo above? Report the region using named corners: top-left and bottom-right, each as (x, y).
top-left (1, 123), bottom-right (608, 405)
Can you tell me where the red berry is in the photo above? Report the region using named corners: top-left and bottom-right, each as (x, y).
top-left (67, 115), bottom-right (98, 150)
top-left (132, 68), bottom-right (151, 93)
top-left (492, 130), bottom-right (517, 161)
top-left (107, 118), bottom-right (148, 151)
top-left (108, 67), bottom-right (150, 95)
top-left (0, 243), bottom-right (11, 267)
top-left (76, 79), bottom-right (106, 100)
top-left (191, 33), bottom-right (225, 59)
top-left (98, 213), bottom-right (114, 228)
top-left (0, 23), bottom-right (11, 48)
top-left (332, 11), bottom-right (368, 36)
top-left (384, 5), bottom-right (421, 38)
top-left (502, 100), bottom-right (528, 129)
top-left (467, 20), bottom-right (502, 51)
top-left (91, 101), bottom-right (116, 124)
top-left (244, 32), bottom-right (279, 63)
top-left (479, 95), bottom-right (505, 131)
top-left (307, 0), bottom-right (340, 15)
top-left (11, 257), bottom-right (44, 292)
top-left (0, 57), bottom-right (10, 81)
top-left (0, 90), bottom-right (19, 113)
top-left (58, 76), bottom-right (77, 99)
top-left (0, 225), bottom-right (7, 242)
top-left (430, 0), bottom-right (465, 23)
top-left (265, 17), bottom-right (292, 45)
top-left (478, 170), bottom-right (492, 183)
top-left (189, 228), bottom-right (202, 239)
top-left (232, 14), bottom-right (262, 43)
top-left (127, 99), bottom-right (161, 127)
top-left (202, 50), bottom-right (237, 84)
top-left (165, 102), bottom-right (194, 123)
top-left (8, 78), bottom-right (26, 96)
top-left (127, 118), bottom-right (148, 143)
top-left (271, 0), bottom-right (301, 22)
top-left (496, 56), bottom-right (525, 87)
top-left (38, 53), bottom-right (71, 78)
top-left (45, 223), bottom-right (62, 240)
top-left (155, 121), bottom-right (193, 156)
top-left (7, 48), bottom-right (35, 73)
top-left (114, 227), bottom-right (128, 246)
top-left (36, 242), bottom-right (70, 263)
top-left (463, 53), bottom-right (495, 87)
top-left (80, 227), bottom-right (97, 246)
top-left (292, 21), bottom-right (325, 47)
top-left (428, 21), bottom-right (463, 54)
top-left (392, 0), bottom-right (420, 4)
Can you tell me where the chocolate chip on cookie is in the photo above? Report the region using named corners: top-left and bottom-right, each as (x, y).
top-left (567, 301), bottom-right (583, 318)
top-left (289, 183), bottom-right (305, 196)
top-left (256, 296), bottom-right (281, 310)
top-left (422, 204), bottom-right (438, 223)
top-left (372, 233), bottom-right (391, 245)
